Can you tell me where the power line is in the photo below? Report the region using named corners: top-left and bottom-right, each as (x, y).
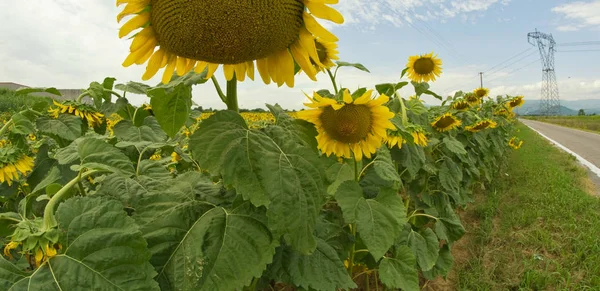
top-left (557, 49), bottom-right (600, 52)
top-left (486, 58), bottom-right (540, 85)
top-left (483, 47), bottom-right (535, 73)
top-left (485, 50), bottom-right (539, 78)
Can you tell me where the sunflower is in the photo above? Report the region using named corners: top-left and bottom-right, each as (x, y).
top-left (431, 113), bottom-right (462, 132)
top-left (3, 241), bottom-right (19, 260)
top-left (451, 99), bottom-right (471, 111)
top-left (508, 137), bottom-right (523, 150)
top-left (297, 89), bottom-right (395, 161)
top-left (117, 0), bottom-right (343, 86)
top-left (406, 52), bottom-right (443, 83)
top-left (49, 100), bottom-right (104, 127)
top-left (465, 119), bottom-right (497, 132)
top-left (473, 87), bottom-right (489, 98)
top-left (385, 133), bottom-right (404, 149)
top-left (106, 113), bottom-right (123, 136)
top-left (495, 108), bottom-right (515, 118)
top-left (508, 96), bottom-right (525, 108)
top-left (410, 128), bottom-right (428, 147)
top-left (313, 38), bottom-right (339, 71)
top-left (0, 153), bottom-right (34, 186)
top-left (464, 93), bottom-right (481, 105)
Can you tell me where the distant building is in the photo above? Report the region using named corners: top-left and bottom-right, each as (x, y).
top-left (0, 82), bottom-right (84, 102)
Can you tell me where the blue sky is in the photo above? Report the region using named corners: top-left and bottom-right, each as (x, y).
top-left (0, 0), bottom-right (599, 110)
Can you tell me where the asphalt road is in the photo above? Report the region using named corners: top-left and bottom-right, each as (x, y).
top-left (520, 119), bottom-right (600, 192)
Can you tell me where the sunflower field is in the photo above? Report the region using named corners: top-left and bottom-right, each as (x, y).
top-left (0, 1), bottom-right (526, 290)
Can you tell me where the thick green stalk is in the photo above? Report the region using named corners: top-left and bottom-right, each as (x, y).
top-left (211, 76), bottom-right (227, 104)
top-left (225, 76), bottom-right (239, 112)
top-left (42, 170), bottom-right (98, 230)
top-left (76, 92), bottom-right (90, 103)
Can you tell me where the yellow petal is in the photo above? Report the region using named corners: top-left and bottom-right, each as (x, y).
top-left (142, 48), bottom-right (166, 80)
top-left (342, 89), bottom-right (353, 103)
top-left (256, 58), bottom-right (271, 84)
top-left (304, 1), bottom-right (344, 24)
top-left (118, 12), bottom-right (149, 38)
top-left (161, 55), bottom-right (177, 84)
top-left (303, 12), bottom-right (338, 42)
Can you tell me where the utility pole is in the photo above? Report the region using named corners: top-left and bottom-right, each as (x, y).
top-left (479, 72), bottom-right (484, 88)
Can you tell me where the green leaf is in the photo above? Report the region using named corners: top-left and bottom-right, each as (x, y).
top-left (115, 82), bottom-right (151, 95)
top-left (407, 228), bottom-right (439, 271)
top-left (336, 181), bottom-right (406, 259)
top-left (148, 84), bottom-right (192, 138)
top-left (379, 245), bottom-right (419, 291)
top-left (141, 200), bottom-right (276, 291)
top-left (10, 113), bottom-right (34, 135)
top-left (7, 197), bottom-right (158, 290)
top-left (335, 61), bottom-right (370, 73)
top-left (439, 158), bottom-right (462, 194)
top-left (36, 114), bottom-right (82, 141)
top-left (443, 136), bottom-right (467, 155)
top-left (373, 147), bottom-right (401, 188)
top-left (267, 238), bottom-right (356, 291)
top-left (375, 82), bottom-right (409, 96)
top-left (400, 67), bottom-right (409, 79)
top-left (158, 69), bottom-right (209, 87)
top-left (190, 111), bottom-right (325, 253)
top-left (77, 137), bottom-right (135, 176)
top-left (393, 143), bottom-right (425, 178)
top-left (113, 117), bottom-right (167, 144)
top-left (434, 204), bottom-right (466, 243)
top-left (325, 162), bottom-right (354, 196)
top-left (423, 89), bottom-right (442, 100)
top-left (267, 104), bottom-right (318, 151)
top-left (412, 81), bottom-right (430, 96)
top-left (31, 167), bottom-right (61, 194)
top-left (0, 257), bottom-right (27, 289)
top-left (15, 87), bottom-right (62, 96)
top-left (423, 245), bottom-right (454, 280)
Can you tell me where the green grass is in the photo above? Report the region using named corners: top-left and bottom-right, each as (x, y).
top-left (0, 88), bottom-right (52, 114)
top-left (523, 115), bottom-right (600, 133)
top-left (454, 123), bottom-right (600, 290)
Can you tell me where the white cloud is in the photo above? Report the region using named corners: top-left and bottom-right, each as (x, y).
top-left (490, 78), bottom-right (600, 101)
top-left (552, 1), bottom-right (600, 31)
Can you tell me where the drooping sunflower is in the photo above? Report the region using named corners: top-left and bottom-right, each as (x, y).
top-left (49, 100), bottom-right (104, 127)
top-left (464, 93), bottom-right (481, 105)
top-left (495, 108), bottom-right (515, 119)
top-left (507, 96), bottom-right (525, 108)
top-left (0, 149), bottom-right (34, 186)
top-left (3, 241), bottom-right (19, 260)
top-left (451, 99), bottom-right (471, 111)
top-left (431, 113), bottom-right (462, 132)
top-left (406, 52), bottom-right (443, 83)
top-left (473, 87), bottom-right (489, 98)
top-left (465, 119), bottom-right (497, 133)
top-left (508, 136), bottom-right (523, 150)
top-left (297, 89), bottom-right (396, 161)
top-left (385, 133), bottom-right (404, 149)
top-left (410, 128), bottom-right (428, 147)
top-left (117, 0), bottom-right (343, 86)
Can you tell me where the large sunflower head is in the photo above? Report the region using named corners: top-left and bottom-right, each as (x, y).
top-left (431, 113), bottom-right (462, 132)
top-left (473, 87), bottom-right (489, 98)
top-left (465, 119), bottom-right (497, 133)
top-left (508, 96), bottom-right (525, 108)
top-left (297, 89), bottom-right (396, 161)
top-left (464, 93), bottom-right (481, 105)
top-left (451, 99), bottom-right (471, 111)
top-left (117, 0), bottom-right (343, 87)
top-left (406, 52), bottom-right (442, 83)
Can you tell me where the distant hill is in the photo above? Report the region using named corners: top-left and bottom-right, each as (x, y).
top-left (515, 99), bottom-right (600, 116)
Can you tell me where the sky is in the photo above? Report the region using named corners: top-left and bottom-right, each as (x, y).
top-left (0, 0), bottom-right (599, 110)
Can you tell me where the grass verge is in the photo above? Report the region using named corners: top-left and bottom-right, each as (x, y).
top-left (452, 123), bottom-right (600, 290)
top-left (522, 115), bottom-right (600, 134)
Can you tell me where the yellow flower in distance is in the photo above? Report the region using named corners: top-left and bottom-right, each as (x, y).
top-left (3, 241), bottom-right (19, 260)
top-left (313, 39), bottom-right (339, 71)
top-left (509, 136), bottom-right (523, 150)
top-left (431, 113), bottom-right (462, 132)
top-left (464, 93), bottom-right (481, 105)
top-left (385, 134), bottom-right (404, 149)
top-left (406, 52), bottom-right (442, 83)
top-left (450, 99), bottom-right (471, 111)
top-left (508, 96), bottom-right (525, 108)
top-left (298, 89), bottom-right (395, 161)
top-left (473, 87), bottom-right (489, 98)
top-left (117, 0), bottom-right (344, 86)
top-left (465, 119), bottom-right (497, 133)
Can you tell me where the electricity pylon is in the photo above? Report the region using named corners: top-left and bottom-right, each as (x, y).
top-left (528, 29), bottom-right (560, 116)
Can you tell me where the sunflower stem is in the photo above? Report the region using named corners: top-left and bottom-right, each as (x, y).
top-left (327, 69), bottom-right (339, 95)
top-left (42, 170), bottom-right (99, 231)
top-left (225, 76), bottom-right (239, 112)
top-left (0, 118), bottom-right (14, 137)
top-left (76, 92), bottom-right (91, 103)
top-left (347, 223), bottom-right (357, 276)
top-left (211, 76), bottom-right (227, 104)
top-left (398, 96), bottom-right (409, 127)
